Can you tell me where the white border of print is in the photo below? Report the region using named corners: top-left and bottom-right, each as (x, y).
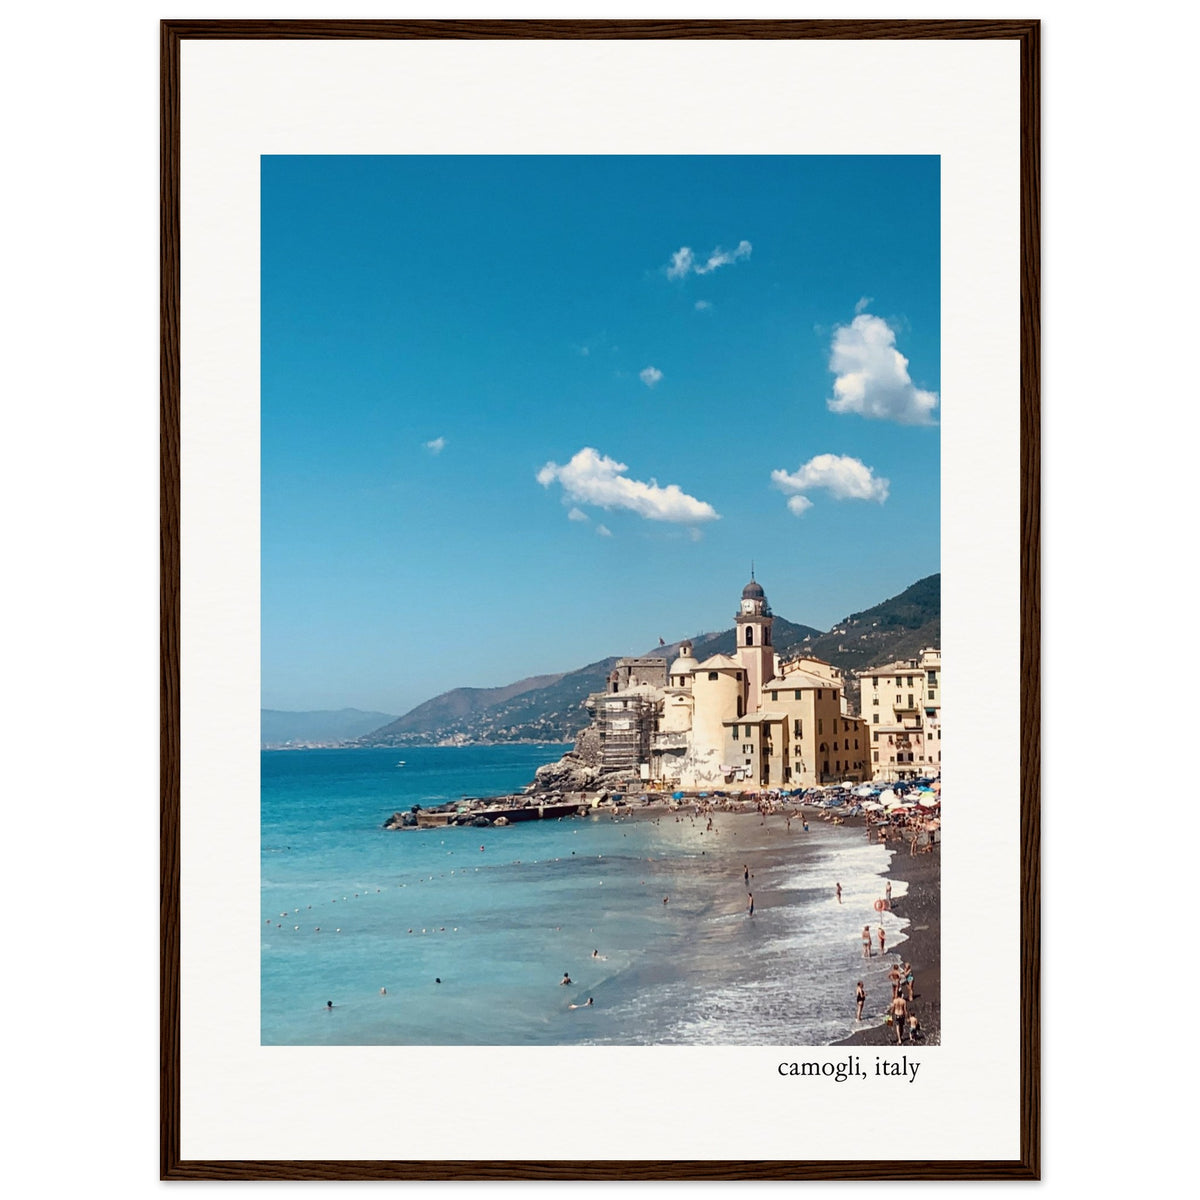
top-left (181, 37), bottom-right (1019, 1162)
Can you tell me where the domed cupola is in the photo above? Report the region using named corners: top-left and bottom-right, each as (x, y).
top-left (668, 640), bottom-right (698, 687)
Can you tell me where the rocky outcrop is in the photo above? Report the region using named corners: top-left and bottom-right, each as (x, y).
top-left (382, 811), bottom-right (418, 830)
top-left (527, 744), bottom-right (635, 795)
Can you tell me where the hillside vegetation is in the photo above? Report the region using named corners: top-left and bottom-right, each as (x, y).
top-left (352, 574), bottom-right (940, 748)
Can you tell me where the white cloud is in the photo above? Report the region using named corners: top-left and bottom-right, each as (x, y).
top-left (694, 300), bottom-right (712, 311)
top-left (771, 454), bottom-right (890, 516)
top-left (537, 447), bottom-right (719, 524)
top-left (696, 240), bottom-right (752, 274)
top-left (666, 247), bottom-right (695, 280)
top-left (826, 312), bottom-right (938, 425)
top-left (595, 524), bottom-right (613, 538)
top-left (664, 240), bottom-right (752, 279)
top-left (639, 366), bottom-right (663, 388)
top-left (424, 436), bottom-right (446, 454)
top-left (567, 507), bottom-right (589, 522)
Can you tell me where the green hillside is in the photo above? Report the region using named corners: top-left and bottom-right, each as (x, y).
top-left (356, 574), bottom-right (940, 747)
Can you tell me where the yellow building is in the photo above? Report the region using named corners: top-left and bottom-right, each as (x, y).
top-left (858, 648), bottom-right (941, 781)
top-left (587, 577), bottom-right (933, 791)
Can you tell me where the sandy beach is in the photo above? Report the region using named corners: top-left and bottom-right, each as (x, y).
top-left (598, 798), bottom-right (941, 1046)
top-left (835, 833), bottom-right (940, 1047)
top-left (603, 797), bottom-right (941, 1047)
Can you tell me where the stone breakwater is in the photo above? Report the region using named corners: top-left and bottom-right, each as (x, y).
top-left (381, 747), bottom-right (638, 830)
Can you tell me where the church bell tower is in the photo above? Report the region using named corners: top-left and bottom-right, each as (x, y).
top-left (735, 570), bottom-right (775, 714)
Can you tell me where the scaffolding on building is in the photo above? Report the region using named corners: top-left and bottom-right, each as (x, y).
top-left (597, 695), bottom-right (656, 771)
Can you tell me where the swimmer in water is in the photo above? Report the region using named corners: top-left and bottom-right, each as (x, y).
top-left (326, 1000), bottom-right (334, 1010)
top-left (560, 972), bottom-right (572, 986)
top-left (568, 998), bottom-right (594, 1009)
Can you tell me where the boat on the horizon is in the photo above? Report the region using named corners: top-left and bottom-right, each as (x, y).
top-left (395, 760), bottom-right (406, 767)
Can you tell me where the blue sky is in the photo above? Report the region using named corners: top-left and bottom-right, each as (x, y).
top-left (262, 155), bottom-right (940, 715)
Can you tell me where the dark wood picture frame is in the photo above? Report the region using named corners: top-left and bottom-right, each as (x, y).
top-left (161, 18), bottom-right (1039, 1181)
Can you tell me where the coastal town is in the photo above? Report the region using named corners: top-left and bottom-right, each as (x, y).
top-left (372, 575), bottom-right (942, 1045)
top-left (578, 574), bottom-right (939, 791)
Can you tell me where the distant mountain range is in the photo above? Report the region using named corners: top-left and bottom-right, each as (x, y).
top-left (261, 707), bottom-right (397, 748)
top-left (349, 573), bottom-right (939, 748)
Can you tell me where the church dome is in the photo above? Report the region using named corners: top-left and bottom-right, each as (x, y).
top-left (669, 642), bottom-right (698, 681)
top-left (741, 579), bottom-right (765, 600)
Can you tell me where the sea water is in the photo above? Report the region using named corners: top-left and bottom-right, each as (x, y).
top-left (262, 746), bottom-right (909, 1046)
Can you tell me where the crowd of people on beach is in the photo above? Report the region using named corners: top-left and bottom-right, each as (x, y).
top-left (850, 882), bottom-right (928, 1044)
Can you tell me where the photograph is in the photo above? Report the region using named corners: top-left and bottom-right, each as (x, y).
top-left (259, 154), bottom-right (942, 1051)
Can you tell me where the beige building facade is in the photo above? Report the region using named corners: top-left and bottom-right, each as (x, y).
top-left (586, 576), bottom-right (887, 791)
top-left (859, 647), bottom-right (942, 781)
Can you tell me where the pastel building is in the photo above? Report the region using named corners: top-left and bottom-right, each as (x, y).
top-left (589, 575), bottom-right (878, 791)
top-left (858, 647), bottom-right (942, 781)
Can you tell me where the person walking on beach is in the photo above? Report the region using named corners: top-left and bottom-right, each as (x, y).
top-left (855, 980), bottom-right (866, 1021)
top-left (878, 926), bottom-right (886, 956)
top-left (744, 864), bottom-right (750, 885)
top-left (747, 892), bottom-right (755, 916)
top-left (889, 995), bottom-right (909, 1045)
top-left (902, 962), bottom-right (914, 1002)
top-left (888, 962), bottom-right (902, 999)
top-left (862, 925), bottom-right (872, 958)
top-left (885, 879), bottom-right (892, 905)
top-left (836, 882), bottom-right (842, 904)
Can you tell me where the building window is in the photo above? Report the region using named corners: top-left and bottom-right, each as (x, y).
top-left (817, 689), bottom-right (823, 699)
top-left (708, 672), bottom-right (718, 681)
top-left (794, 689), bottom-right (801, 700)
top-left (929, 690), bottom-right (936, 700)
top-left (793, 719), bottom-right (802, 737)
top-left (873, 751), bottom-right (879, 762)
top-left (873, 696), bottom-right (879, 705)
top-left (873, 714), bottom-right (879, 724)
top-left (746, 627), bottom-right (754, 646)
top-left (771, 690), bottom-right (778, 701)
top-left (908, 694), bottom-right (914, 707)
top-left (818, 719), bottom-right (823, 734)
top-left (873, 732), bottom-right (879, 742)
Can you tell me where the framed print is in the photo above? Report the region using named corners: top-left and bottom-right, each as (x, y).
top-left (162, 19), bottom-right (1039, 1181)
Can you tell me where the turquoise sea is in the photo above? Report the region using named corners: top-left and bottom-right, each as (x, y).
top-left (261, 746), bottom-right (909, 1046)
